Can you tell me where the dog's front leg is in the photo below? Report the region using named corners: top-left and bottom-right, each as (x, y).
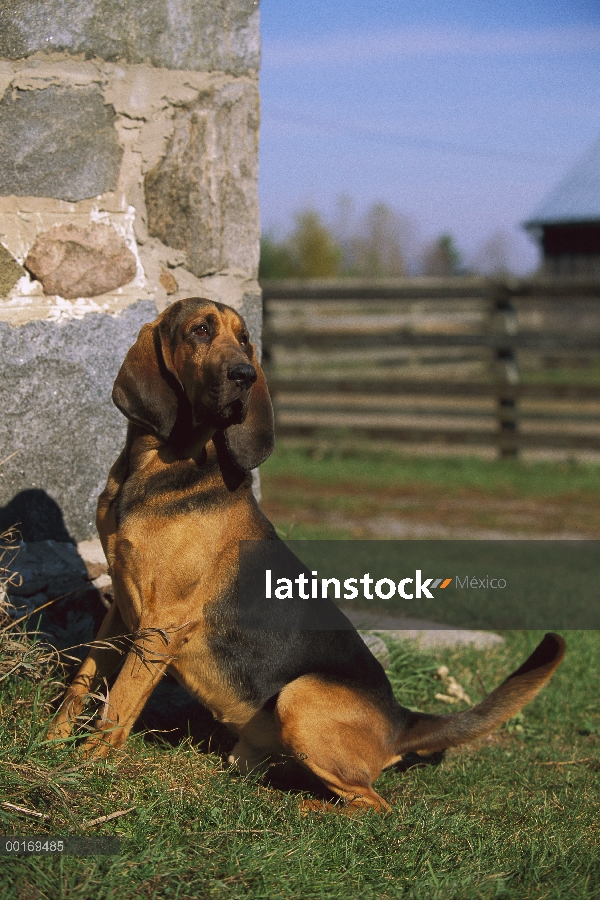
top-left (48, 600), bottom-right (127, 740)
top-left (82, 628), bottom-right (180, 759)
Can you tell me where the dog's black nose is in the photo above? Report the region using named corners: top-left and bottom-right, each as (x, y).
top-left (227, 363), bottom-right (257, 388)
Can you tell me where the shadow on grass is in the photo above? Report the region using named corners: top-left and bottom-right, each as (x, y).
top-left (133, 676), bottom-right (446, 802)
top-left (133, 673), bottom-right (236, 756)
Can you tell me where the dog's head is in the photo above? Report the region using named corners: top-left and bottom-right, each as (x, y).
top-left (112, 298), bottom-right (275, 472)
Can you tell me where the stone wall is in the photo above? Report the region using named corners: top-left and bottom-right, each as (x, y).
top-left (0, 0), bottom-right (261, 542)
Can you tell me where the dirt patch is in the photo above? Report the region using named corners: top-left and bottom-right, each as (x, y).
top-left (261, 474), bottom-right (600, 538)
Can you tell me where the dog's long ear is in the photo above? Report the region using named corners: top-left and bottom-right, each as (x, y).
top-left (224, 344), bottom-right (275, 472)
top-left (112, 322), bottom-right (180, 441)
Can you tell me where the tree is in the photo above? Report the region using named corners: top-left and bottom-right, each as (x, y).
top-left (287, 210), bottom-right (343, 278)
top-left (421, 234), bottom-right (463, 276)
top-left (258, 232), bottom-right (295, 279)
top-left (345, 202), bottom-right (407, 277)
top-left (259, 201), bottom-right (418, 279)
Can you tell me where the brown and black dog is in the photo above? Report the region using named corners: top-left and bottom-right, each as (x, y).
top-left (49, 297), bottom-right (565, 811)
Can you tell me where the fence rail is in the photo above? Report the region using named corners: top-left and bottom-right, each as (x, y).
top-left (261, 277), bottom-right (600, 458)
top-left (266, 331), bottom-right (600, 352)
top-left (261, 276), bottom-right (600, 301)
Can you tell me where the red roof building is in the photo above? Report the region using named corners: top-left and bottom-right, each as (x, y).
top-left (524, 138), bottom-right (600, 276)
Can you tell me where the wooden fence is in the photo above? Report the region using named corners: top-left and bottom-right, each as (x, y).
top-left (261, 276), bottom-right (600, 458)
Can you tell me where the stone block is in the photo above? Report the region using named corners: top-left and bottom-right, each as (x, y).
top-left (25, 223), bottom-right (137, 299)
top-left (0, 0), bottom-right (260, 76)
top-left (241, 288), bottom-right (263, 357)
top-left (0, 300), bottom-right (157, 542)
top-left (0, 85), bottom-right (122, 202)
top-left (144, 80), bottom-right (260, 279)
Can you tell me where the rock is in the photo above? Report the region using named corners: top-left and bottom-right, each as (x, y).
top-left (0, 0), bottom-right (260, 76)
top-left (145, 80), bottom-right (260, 279)
top-left (385, 629), bottom-right (504, 650)
top-left (241, 289), bottom-right (264, 358)
top-left (342, 609), bottom-right (504, 651)
top-left (82, 561), bottom-right (106, 581)
top-left (0, 246), bottom-right (25, 298)
top-left (77, 538), bottom-right (108, 581)
top-left (159, 268), bottom-right (179, 295)
top-left (0, 86), bottom-right (122, 202)
top-left (0, 300), bottom-right (157, 541)
top-left (92, 573), bottom-right (113, 593)
top-left (6, 540), bottom-right (89, 598)
top-left (77, 539), bottom-right (107, 567)
top-left (4, 539), bottom-right (108, 661)
top-left (5, 590), bottom-right (43, 615)
top-left (39, 586), bottom-right (108, 660)
top-left (25, 223), bottom-right (137, 299)
top-left (359, 633), bottom-right (390, 668)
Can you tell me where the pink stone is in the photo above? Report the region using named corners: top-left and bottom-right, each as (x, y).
top-left (25, 223), bottom-right (137, 299)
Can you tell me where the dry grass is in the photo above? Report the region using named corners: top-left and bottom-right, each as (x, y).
top-left (0, 527), bottom-right (21, 619)
top-left (0, 530), bottom-right (60, 687)
top-left (0, 528), bottom-right (190, 737)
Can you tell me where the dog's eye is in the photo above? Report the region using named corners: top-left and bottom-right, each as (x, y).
top-left (191, 323), bottom-right (209, 338)
top-left (239, 334), bottom-right (248, 346)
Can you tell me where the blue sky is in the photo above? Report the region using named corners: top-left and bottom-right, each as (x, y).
top-left (258, 1), bottom-right (600, 273)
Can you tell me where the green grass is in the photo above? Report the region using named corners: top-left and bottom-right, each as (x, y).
top-left (1, 627), bottom-right (598, 899)
top-left (260, 443), bottom-right (600, 540)
top-left (521, 361), bottom-right (600, 386)
top-left (262, 443), bottom-right (600, 500)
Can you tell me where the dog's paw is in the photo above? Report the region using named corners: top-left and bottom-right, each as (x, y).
top-left (228, 741), bottom-right (269, 775)
top-left (81, 735), bottom-right (113, 760)
top-left (299, 795), bottom-right (390, 816)
top-left (46, 715), bottom-right (77, 742)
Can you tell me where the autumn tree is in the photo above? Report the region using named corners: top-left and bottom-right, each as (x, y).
top-left (288, 210), bottom-right (343, 277)
top-left (259, 201), bottom-right (417, 279)
top-left (259, 211), bottom-right (342, 278)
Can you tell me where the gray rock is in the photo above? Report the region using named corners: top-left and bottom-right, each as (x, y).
top-left (0, 246), bottom-right (25, 299)
top-left (343, 609), bottom-right (504, 650)
top-left (0, 0), bottom-right (260, 75)
top-left (0, 85), bottom-right (122, 202)
top-left (36, 584), bottom-right (108, 658)
top-left (389, 629), bottom-right (504, 650)
top-left (77, 538), bottom-right (108, 581)
top-left (6, 540), bottom-right (88, 598)
top-left (241, 289), bottom-right (263, 357)
top-left (1, 538), bottom-right (109, 660)
top-left (145, 80), bottom-right (260, 279)
top-left (0, 300), bottom-right (157, 542)
top-left (7, 591), bottom-right (48, 619)
top-left (25, 223), bottom-right (137, 299)
top-left (359, 632), bottom-right (390, 668)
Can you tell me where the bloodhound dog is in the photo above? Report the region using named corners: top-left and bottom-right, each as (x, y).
top-left (49, 298), bottom-right (565, 811)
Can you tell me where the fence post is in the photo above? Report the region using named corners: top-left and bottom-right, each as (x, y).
top-left (488, 281), bottom-right (520, 459)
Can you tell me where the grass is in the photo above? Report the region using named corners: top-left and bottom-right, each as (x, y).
top-left (1, 453), bottom-right (599, 898)
top-left (0, 628), bottom-right (598, 899)
top-left (259, 443), bottom-right (600, 540)
top-left (261, 443), bottom-right (600, 499)
top-left (522, 361), bottom-right (600, 386)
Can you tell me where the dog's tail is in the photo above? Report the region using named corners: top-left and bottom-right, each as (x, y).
top-left (394, 632), bottom-right (565, 757)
